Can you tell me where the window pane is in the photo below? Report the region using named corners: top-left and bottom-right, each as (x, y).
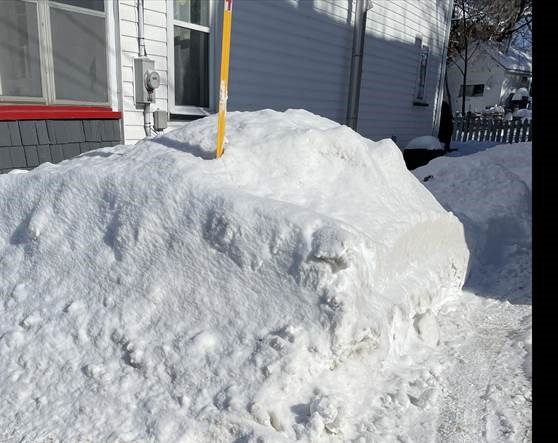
top-left (51, 0), bottom-right (105, 12)
top-left (472, 84), bottom-right (484, 96)
top-left (0, 1), bottom-right (42, 98)
top-left (174, 0), bottom-right (209, 26)
top-left (50, 7), bottom-right (108, 102)
top-left (174, 26), bottom-right (209, 107)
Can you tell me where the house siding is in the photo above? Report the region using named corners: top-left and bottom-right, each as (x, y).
top-left (446, 45), bottom-right (532, 114)
top-left (118, 0), bottom-right (452, 147)
top-left (0, 120), bottom-right (122, 174)
top-left (0, 0), bottom-right (452, 163)
top-left (118, 0), bottom-right (169, 144)
top-left (447, 50), bottom-right (508, 113)
top-left (360, 0), bottom-right (451, 145)
top-left (222, 0), bottom-right (452, 147)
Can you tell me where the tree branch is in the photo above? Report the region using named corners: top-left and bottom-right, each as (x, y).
top-left (449, 57), bottom-right (465, 75)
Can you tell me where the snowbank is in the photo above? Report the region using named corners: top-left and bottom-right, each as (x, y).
top-left (513, 108), bottom-right (532, 122)
top-left (0, 109), bottom-right (469, 441)
top-left (414, 143), bottom-right (531, 302)
top-left (404, 135), bottom-right (443, 151)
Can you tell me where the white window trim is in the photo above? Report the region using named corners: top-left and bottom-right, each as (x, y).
top-left (167, 0), bottom-right (216, 117)
top-left (0, 0), bottom-right (112, 107)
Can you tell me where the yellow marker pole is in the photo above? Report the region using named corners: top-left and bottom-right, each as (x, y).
top-left (215, 0), bottom-right (234, 158)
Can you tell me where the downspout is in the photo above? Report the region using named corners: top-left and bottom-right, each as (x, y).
top-left (138, 0), bottom-right (145, 57)
top-left (460, 2), bottom-right (467, 117)
top-left (433, 0), bottom-right (454, 135)
top-left (346, 0), bottom-right (371, 131)
top-left (137, 0), bottom-right (151, 136)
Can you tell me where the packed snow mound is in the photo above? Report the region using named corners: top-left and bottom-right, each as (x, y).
top-left (404, 135), bottom-right (443, 151)
top-left (414, 143), bottom-right (531, 302)
top-left (513, 108), bottom-right (532, 122)
top-left (512, 87), bottom-right (530, 101)
top-left (0, 109), bottom-right (469, 441)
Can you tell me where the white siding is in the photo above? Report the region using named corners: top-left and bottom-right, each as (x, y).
top-left (118, 0), bottom-right (169, 144)
top-left (359, 0), bottom-right (452, 145)
top-left (446, 49), bottom-right (507, 114)
top-left (226, 0), bottom-right (354, 123)
top-left (116, 0), bottom-right (452, 147)
top-left (224, 0), bottom-right (452, 147)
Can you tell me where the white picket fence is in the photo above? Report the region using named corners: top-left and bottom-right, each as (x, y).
top-left (452, 116), bottom-right (532, 143)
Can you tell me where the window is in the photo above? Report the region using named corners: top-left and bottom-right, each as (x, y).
top-left (413, 39), bottom-right (429, 105)
top-left (169, 0), bottom-right (213, 115)
top-left (459, 84), bottom-right (485, 97)
top-left (0, 0), bottom-right (109, 105)
top-left (0, 1), bottom-right (43, 100)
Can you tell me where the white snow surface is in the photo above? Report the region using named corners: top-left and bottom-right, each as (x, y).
top-left (512, 88), bottom-right (530, 101)
top-left (414, 143), bottom-right (531, 442)
top-left (404, 136), bottom-right (443, 151)
top-left (414, 142), bottom-right (532, 303)
top-left (0, 109), bottom-right (470, 442)
top-left (513, 108), bottom-right (532, 122)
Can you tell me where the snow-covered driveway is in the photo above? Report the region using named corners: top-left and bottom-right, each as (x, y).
top-left (414, 142), bottom-right (532, 443)
top-left (435, 294), bottom-right (531, 442)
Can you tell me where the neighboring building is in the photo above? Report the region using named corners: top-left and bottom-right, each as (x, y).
top-left (1, 0), bottom-right (453, 172)
top-left (446, 42), bottom-right (532, 115)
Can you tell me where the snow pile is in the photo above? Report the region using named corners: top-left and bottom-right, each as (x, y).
top-left (414, 142), bottom-right (531, 302)
top-left (0, 109), bottom-right (469, 441)
top-left (404, 135), bottom-right (443, 151)
top-left (513, 108), bottom-right (532, 121)
top-left (512, 87), bottom-right (530, 101)
top-left (482, 104), bottom-right (505, 116)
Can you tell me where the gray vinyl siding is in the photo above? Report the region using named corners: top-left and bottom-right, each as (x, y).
top-left (224, 0), bottom-right (452, 147)
top-left (226, 0), bottom-right (354, 123)
top-left (123, 0), bottom-right (452, 147)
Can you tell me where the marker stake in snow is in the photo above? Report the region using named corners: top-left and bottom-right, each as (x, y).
top-left (215, 0), bottom-right (234, 159)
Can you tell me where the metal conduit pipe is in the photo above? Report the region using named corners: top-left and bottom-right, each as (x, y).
top-left (137, 0), bottom-right (151, 136)
top-left (346, 0), bottom-right (371, 131)
top-left (138, 0), bottom-right (145, 57)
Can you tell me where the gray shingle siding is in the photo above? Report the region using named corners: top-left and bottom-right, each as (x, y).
top-left (19, 121), bottom-right (39, 146)
top-left (24, 146), bottom-right (40, 167)
top-left (36, 121), bottom-right (51, 145)
top-left (37, 145), bottom-right (52, 164)
top-left (0, 119), bottom-right (122, 173)
top-left (8, 122), bottom-right (22, 146)
top-left (0, 123), bottom-right (11, 147)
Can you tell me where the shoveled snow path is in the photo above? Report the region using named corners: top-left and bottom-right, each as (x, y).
top-left (435, 292), bottom-right (532, 443)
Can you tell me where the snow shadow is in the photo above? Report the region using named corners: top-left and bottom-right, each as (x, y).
top-left (149, 136), bottom-right (215, 160)
top-left (447, 141), bottom-right (501, 158)
top-left (460, 222), bottom-right (532, 305)
top-left (9, 214), bottom-right (33, 245)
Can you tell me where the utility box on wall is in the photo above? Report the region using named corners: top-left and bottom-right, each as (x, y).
top-left (134, 57), bottom-right (160, 105)
top-left (153, 110), bottom-right (168, 131)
